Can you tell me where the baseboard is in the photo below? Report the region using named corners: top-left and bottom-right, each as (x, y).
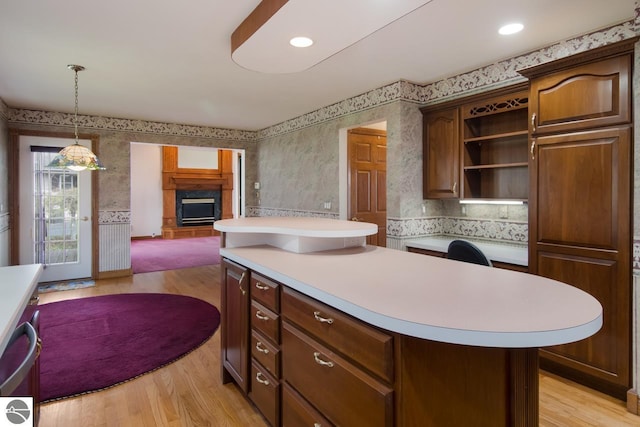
top-left (131, 235), bottom-right (162, 240)
top-left (627, 389), bottom-right (639, 414)
top-left (97, 268), bottom-right (132, 279)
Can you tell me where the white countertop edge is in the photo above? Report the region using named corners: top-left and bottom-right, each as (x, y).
top-left (216, 224), bottom-right (374, 238)
top-left (221, 249), bottom-right (600, 348)
top-left (214, 217), bottom-right (377, 238)
top-left (0, 264), bottom-right (43, 356)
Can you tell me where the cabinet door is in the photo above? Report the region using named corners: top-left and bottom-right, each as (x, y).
top-left (529, 55), bottom-right (631, 135)
top-left (529, 127), bottom-right (631, 397)
top-left (221, 259), bottom-right (250, 393)
top-left (422, 107), bottom-right (460, 199)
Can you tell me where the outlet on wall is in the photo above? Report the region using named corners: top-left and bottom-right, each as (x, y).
top-left (499, 205), bottom-right (508, 219)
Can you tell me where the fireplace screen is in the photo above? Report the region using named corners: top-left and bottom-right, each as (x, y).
top-left (181, 198), bottom-right (215, 226)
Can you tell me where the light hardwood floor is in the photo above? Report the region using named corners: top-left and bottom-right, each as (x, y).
top-left (37, 265), bottom-right (640, 427)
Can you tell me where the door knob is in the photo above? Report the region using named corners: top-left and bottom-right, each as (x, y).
top-left (80, 216), bottom-right (89, 222)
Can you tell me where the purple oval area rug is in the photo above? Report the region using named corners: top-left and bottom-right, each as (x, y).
top-left (38, 293), bottom-right (220, 402)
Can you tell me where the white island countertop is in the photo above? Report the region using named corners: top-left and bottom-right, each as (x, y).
top-left (0, 264), bottom-right (42, 356)
top-left (220, 244), bottom-right (602, 349)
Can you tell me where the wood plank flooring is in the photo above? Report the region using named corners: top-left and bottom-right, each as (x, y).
top-left (37, 265), bottom-right (640, 427)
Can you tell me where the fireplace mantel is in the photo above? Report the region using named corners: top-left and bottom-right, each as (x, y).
top-left (168, 175), bottom-right (231, 189)
top-left (161, 146), bottom-right (234, 239)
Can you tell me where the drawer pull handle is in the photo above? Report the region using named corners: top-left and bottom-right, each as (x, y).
top-left (531, 112), bottom-right (537, 133)
top-left (239, 271), bottom-right (247, 296)
top-left (255, 341), bottom-right (270, 354)
top-left (255, 371), bottom-right (270, 386)
top-left (255, 311), bottom-right (269, 321)
top-left (255, 281), bottom-right (269, 291)
top-left (530, 139), bottom-right (536, 160)
top-left (313, 352), bottom-right (334, 368)
top-left (313, 311), bottom-right (333, 324)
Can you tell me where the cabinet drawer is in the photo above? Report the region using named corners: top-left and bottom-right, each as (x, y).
top-left (251, 300), bottom-right (280, 344)
top-left (282, 382), bottom-right (334, 427)
top-left (249, 360), bottom-right (280, 427)
top-left (251, 273), bottom-right (280, 312)
top-left (282, 322), bottom-right (393, 427)
top-left (251, 330), bottom-right (280, 378)
top-left (282, 287), bottom-right (393, 382)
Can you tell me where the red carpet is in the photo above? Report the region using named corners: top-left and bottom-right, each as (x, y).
top-left (130, 236), bottom-right (221, 273)
top-left (39, 293), bottom-right (220, 402)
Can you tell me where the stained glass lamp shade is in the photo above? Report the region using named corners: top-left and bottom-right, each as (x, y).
top-left (47, 143), bottom-right (105, 171)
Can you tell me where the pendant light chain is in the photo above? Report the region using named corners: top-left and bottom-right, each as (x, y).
top-left (74, 66), bottom-right (79, 143)
top-left (69, 64), bottom-right (85, 144)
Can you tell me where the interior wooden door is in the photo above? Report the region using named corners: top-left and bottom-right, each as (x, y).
top-left (529, 126), bottom-right (631, 398)
top-left (348, 128), bottom-right (387, 247)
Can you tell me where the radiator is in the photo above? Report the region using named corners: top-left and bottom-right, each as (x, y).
top-left (99, 223), bottom-right (131, 271)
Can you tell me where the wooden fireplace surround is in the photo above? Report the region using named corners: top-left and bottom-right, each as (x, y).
top-left (161, 146), bottom-right (233, 239)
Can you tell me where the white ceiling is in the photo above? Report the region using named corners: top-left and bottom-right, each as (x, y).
top-left (0, 0), bottom-right (635, 131)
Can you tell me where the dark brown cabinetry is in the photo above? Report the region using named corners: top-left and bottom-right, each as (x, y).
top-left (422, 107), bottom-right (460, 198)
top-left (520, 39), bottom-right (635, 399)
top-left (221, 259), bottom-right (250, 393)
top-left (249, 273), bottom-right (282, 427)
top-left (421, 83), bottom-right (529, 201)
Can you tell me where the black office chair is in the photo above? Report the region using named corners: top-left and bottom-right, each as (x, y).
top-left (446, 239), bottom-right (492, 267)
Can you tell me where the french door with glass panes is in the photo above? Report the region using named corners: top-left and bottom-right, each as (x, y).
top-left (19, 136), bottom-right (92, 282)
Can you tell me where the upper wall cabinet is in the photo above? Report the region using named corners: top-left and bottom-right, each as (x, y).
top-left (420, 83), bottom-right (529, 201)
top-left (422, 107), bottom-right (460, 199)
top-left (525, 47), bottom-right (631, 136)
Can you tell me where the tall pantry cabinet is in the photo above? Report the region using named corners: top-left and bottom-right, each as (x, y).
top-left (520, 39), bottom-right (635, 400)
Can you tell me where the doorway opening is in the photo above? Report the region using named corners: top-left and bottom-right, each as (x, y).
top-left (340, 121), bottom-right (387, 247)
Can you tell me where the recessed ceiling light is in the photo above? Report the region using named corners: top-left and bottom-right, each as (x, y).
top-left (498, 23), bottom-right (524, 35)
top-left (289, 36), bottom-right (314, 48)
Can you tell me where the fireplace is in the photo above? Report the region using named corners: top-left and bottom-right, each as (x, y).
top-left (176, 190), bottom-right (221, 227)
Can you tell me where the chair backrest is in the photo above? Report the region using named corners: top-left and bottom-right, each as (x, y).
top-left (446, 239), bottom-right (492, 267)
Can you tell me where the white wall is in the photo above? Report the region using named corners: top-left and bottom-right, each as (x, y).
top-left (130, 143), bottom-right (163, 237)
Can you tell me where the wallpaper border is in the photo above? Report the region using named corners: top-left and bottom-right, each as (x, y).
top-left (0, 99), bottom-right (8, 121)
top-left (98, 210), bottom-right (131, 225)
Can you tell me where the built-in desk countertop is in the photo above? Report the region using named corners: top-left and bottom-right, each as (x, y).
top-left (0, 264), bottom-right (42, 356)
top-left (406, 235), bottom-right (528, 266)
top-left (215, 218), bottom-right (601, 348)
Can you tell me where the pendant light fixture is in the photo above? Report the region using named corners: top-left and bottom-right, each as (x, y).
top-left (47, 64), bottom-right (105, 171)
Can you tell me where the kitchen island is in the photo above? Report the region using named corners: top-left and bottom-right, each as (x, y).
top-left (214, 218), bottom-right (602, 426)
